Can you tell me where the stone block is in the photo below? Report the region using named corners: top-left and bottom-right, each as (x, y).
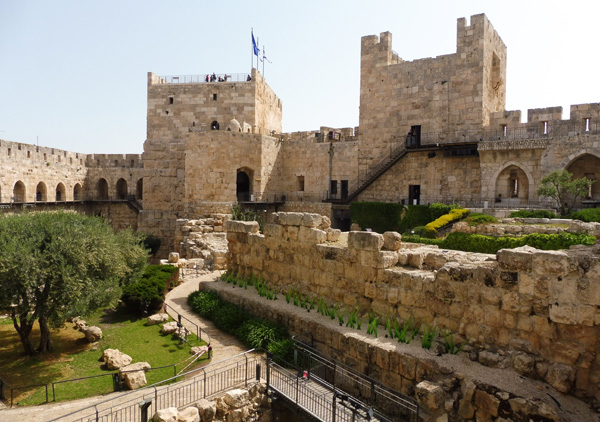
top-left (326, 228), bottom-right (341, 242)
top-left (382, 231), bottom-right (402, 250)
top-left (545, 363), bottom-right (574, 393)
top-left (301, 213), bottom-right (322, 227)
top-left (263, 223), bottom-right (282, 238)
top-left (120, 362), bottom-right (151, 390)
top-left (83, 326), bottom-right (103, 342)
top-left (102, 348), bottom-right (132, 370)
top-left (147, 313), bottom-right (169, 326)
top-left (496, 246), bottom-right (535, 271)
top-left (532, 250), bottom-right (569, 277)
top-left (298, 226), bottom-right (326, 244)
top-left (177, 407), bottom-right (200, 422)
top-left (225, 220), bottom-right (259, 234)
top-left (224, 388), bottom-right (250, 409)
top-left (168, 252), bottom-right (179, 263)
top-left (474, 389), bottom-right (499, 417)
top-left (153, 407), bottom-right (178, 422)
top-left (415, 381), bottom-right (444, 411)
top-left (348, 231), bottom-right (384, 251)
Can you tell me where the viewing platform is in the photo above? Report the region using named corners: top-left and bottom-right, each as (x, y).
top-left (156, 73), bottom-right (251, 84)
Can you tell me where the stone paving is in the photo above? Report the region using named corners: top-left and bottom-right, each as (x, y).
top-left (0, 271), bottom-right (248, 422)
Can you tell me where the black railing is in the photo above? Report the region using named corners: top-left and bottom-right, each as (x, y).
top-left (163, 302), bottom-right (211, 347)
top-left (159, 73), bottom-right (251, 84)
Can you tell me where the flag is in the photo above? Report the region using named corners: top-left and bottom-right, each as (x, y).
top-left (262, 46), bottom-right (272, 64)
top-left (252, 30), bottom-right (259, 56)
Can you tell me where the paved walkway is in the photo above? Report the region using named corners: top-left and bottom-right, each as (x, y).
top-left (0, 271), bottom-right (249, 422)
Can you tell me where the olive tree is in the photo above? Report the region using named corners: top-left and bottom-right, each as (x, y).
top-left (0, 211), bottom-right (148, 355)
top-left (536, 170), bottom-right (594, 216)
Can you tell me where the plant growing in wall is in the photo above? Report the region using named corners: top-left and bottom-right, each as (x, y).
top-left (346, 307), bottom-right (360, 329)
top-left (442, 330), bottom-right (464, 355)
top-left (366, 313), bottom-right (379, 337)
top-left (421, 323), bottom-right (437, 349)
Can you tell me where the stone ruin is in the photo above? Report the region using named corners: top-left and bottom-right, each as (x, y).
top-left (222, 211), bottom-right (600, 420)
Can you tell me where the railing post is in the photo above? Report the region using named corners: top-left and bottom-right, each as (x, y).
top-left (266, 352), bottom-right (272, 392)
top-left (244, 354), bottom-right (248, 387)
top-left (295, 376), bottom-right (299, 404)
top-left (154, 386), bottom-right (158, 410)
top-left (45, 384), bottom-right (48, 403)
top-left (95, 404), bottom-right (99, 422)
top-left (0, 378), bottom-right (4, 401)
top-left (203, 368), bottom-right (207, 398)
top-left (332, 392), bottom-right (336, 422)
top-left (52, 382), bottom-right (56, 401)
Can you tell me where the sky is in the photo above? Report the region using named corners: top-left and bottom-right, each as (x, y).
top-left (1, 0), bottom-right (599, 154)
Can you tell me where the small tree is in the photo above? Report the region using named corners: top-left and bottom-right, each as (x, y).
top-left (0, 211), bottom-right (148, 355)
top-left (536, 170), bottom-right (594, 215)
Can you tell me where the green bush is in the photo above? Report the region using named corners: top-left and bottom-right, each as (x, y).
top-left (121, 265), bottom-right (178, 315)
top-left (465, 213), bottom-right (497, 226)
top-left (510, 210), bottom-right (557, 219)
top-left (187, 290), bottom-right (292, 361)
top-left (428, 203), bottom-right (460, 220)
top-left (398, 205), bottom-right (430, 232)
top-left (350, 202), bottom-right (404, 233)
top-left (410, 226), bottom-right (437, 239)
top-left (570, 208), bottom-right (600, 223)
top-left (402, 232), bottom-right (595, 254)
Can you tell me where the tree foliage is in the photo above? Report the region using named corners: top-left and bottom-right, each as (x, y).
top-left (536, 170), bottom-right (594, 215)
top-left (0, 211), bottom-right (148, 355)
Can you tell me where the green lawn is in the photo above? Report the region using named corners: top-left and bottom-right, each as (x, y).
top-left (0, 306), bottom-right (208, 405)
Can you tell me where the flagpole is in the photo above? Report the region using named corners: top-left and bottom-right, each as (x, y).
top-left (251, 28), bottom-right (254, 70)
top-left (256, 37), bottom-right (259, 71)
top-left (262, 45), bottom-right (265, 76)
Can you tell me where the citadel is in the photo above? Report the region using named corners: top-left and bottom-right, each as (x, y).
top-left (2, 13), bottom-right (600, 421)
top-left (1, 14), bottom-right (599, 256)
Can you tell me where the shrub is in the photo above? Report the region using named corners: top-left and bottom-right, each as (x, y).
top-left (570, 208), bottom-right (600, 223)
top-left (398, 205), bottom-right (431, 232)
top-left (350, 202), bottom-right (404, 233)
top-left (425, 208), bottom-right (469, 232)
top-left (141, 233), bottom-right (162, 256)
top-left (510, 210), bottom-right (557, 219)
top-left (187, 290), bottom-right (291, 361)
top-left (121, 265), bottom-right (178, 315)
top-left (428, 203), bottom-right (460, 220)
top-left (465, 213), bottom-right (497, 226)
top-left (410, 226), bottom-right (437, 239)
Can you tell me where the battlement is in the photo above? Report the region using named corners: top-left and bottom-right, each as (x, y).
top-left (86, 153), bottom-right (143, 168)
top-left (0, 138), bottom-right (86, 167)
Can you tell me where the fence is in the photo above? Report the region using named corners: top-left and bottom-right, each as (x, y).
top-left (47, 350), bottom-right (263, 422)
top-left (163, 302), bottom-right (211, 347)
top-left (158, 73), bottom-right (251, 84)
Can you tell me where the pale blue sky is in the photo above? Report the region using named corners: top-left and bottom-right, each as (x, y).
top-left (1, 0), bottom-right (599, 154)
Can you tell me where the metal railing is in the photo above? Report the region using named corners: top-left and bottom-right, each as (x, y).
top-left (159, 73), bottom-right (251, 84)
top-left (237, 191), bottom-right (329, 204)
top-left (291, 336), bottom-right (418, 422)
top-left (163, 302), bottom-right (211, 347)
top-left (47, 349), bottom-right (263, 422)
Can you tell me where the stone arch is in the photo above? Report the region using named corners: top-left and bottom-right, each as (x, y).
top-left (55, 183), bottom-right (66, 201)
top-left (13, 181), bottom-right (25, 203)
top-left (565, 153), bottom-right (600, 200)
top-left (73, 183), bottom-right (82, 201)
top-left (116, 178), bottom-right (128, 200)
top-left (490, 161), bottom-right (534, 204)
top-left (97, 178), bottom-right (109, 200)
top-left (136, 178), bottom-right (143, 200)
top-left (236, 167), bottom-right (253, 202)
top-left (36, 182), bottom-right (47, 202)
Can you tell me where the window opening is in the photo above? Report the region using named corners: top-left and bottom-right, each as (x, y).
top-left (501, 124), bottom-right (507, 137)
top-left (169, 97), bottom-right (174, 104)
top-left (585, 118), bottom-right (591, 132)
top-left (297, 176), bottom-right (305, 192)
top-left (330, 180), bottom-right (338, 196)
top-left (213, 94), bottom-right (217, 101)
top-left (542, 121), bottom-right (548, 135)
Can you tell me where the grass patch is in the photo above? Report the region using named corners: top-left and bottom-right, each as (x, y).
top-left (0, 306), bottom-right (207, 405)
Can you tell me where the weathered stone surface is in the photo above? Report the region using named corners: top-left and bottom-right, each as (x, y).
top-left (348, 231), bottom-right (384, 251)
top-left (83, 326), bottom-right (103, 342)
top-left (168, 252), bottom-right (179, 263)
top-left (415, 381), bottom-right (444, 411)
top-left (162, 321), bottom-right (179, 334)
top-left (147, 313), bottom-right (169, 326)
top-left (194, 398), bottom-right (216, 421)
top-left (177, 406), bottom-right (200, 422)
top-left (102, 348), bottom-right (132, 370)
top-left (225, 220), bottom-right (259, 234)
top-left (120, 362), bottom-right (151, 390)
top-left (545, 363), bottom-right (574, 393)
top-left (474, 389), bottom-right (499, 417)
top-left (224, 388), bottom-right (250, 409)
top-left (153, 407), bottom-right (178, 422)
top-left (512, 354), bottom-right (535, 376)
top-left (382, 231), bottom-right (402, 251)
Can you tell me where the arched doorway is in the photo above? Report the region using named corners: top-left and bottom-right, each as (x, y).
top-left (97, 178), bottom-right (109, 200)
top-left (236, 170), bottom-right (252, 202)
top-left (13, 181), bottom-right (25, 203)
top-left (211, 120), bottom-right (220, 130)
top-left (495, 165), bottom-right (529, 204)
top-left (136, 178), bottom-right (143, 200)
top-left (566, 154), bottom-right (600, 201)
top-left (36, 182), bottom-right (47, 202)
top-left (55, 183), bottom-right (65, 201)
top-left (116, 178), bottom-right (128, 200)
top-left (73, 183), bottom-right (82, 201)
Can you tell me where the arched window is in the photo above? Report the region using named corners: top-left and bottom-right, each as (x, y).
top-left (36, 182), bottom-right (47, 202)
top-left (116, 178), bottom-right (128, 200)
top-left (236, 168), bottom-right (253, 202)
top-left (55, 183), bottom-right (65, 201)
top-left (97, 178), bottom-right (109, 200)
top-left (13, 181), bottom-right (25, 203)
top-left (73, 183), bottom-right (82, 201)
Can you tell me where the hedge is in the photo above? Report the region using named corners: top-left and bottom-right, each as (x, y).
top-left (121, 265), bottom-right (178, 315)
top-left (510, 210), bottom-right (557, 219)
top-left (187, 290), bottom-right (294, 362)
top-left (402, 231), bottom-right (595, 254)
top-left (569, 208), bottom-right (600, 223)
top-left (350, 202), bottom-right (404, 233)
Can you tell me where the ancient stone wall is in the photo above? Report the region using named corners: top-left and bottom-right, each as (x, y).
top-left (358, 14), bottom-right (506, 172)
top-left (357, 150), bottom-right (481, 203)
top-left (226, 213), bottom-right (600, 399)
top-left (147, 68), bottom-right (281, 140)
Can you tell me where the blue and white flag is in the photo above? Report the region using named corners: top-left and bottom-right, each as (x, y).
top-left (252, 30), bottom-right (259, 56)
top-left (262, 46), bottom-right (272, 64)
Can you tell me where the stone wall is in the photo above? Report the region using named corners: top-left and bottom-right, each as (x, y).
top-left (357, 150), bottom-right (481, 203)
top-left (225, 212), bottom-right (600, 400)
